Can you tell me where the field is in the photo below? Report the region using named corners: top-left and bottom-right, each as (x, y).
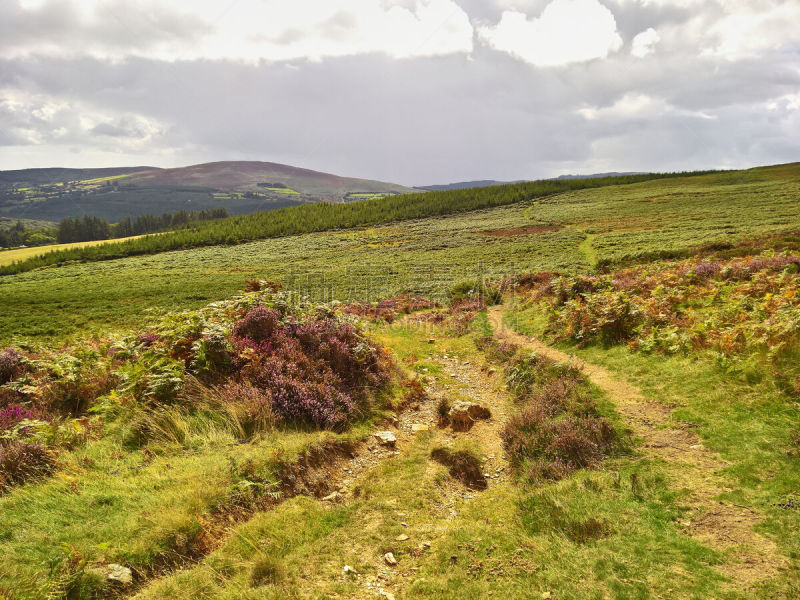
top-left (0, 164), bottom-right (797, 344)
top-left (0, 163), bottom-right (799, 599)
top-left (0, 235), bottom-right (153, 267)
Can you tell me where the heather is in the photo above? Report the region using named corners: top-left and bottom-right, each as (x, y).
top-left (510, 247), bottom-right (800, 390)
top-left (0, 284), bottom-right (393, 495)
top-left (500, 352), bottom-right (620, 482)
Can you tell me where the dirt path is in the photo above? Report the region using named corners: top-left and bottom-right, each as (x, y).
top-left (336, 348), bottom-right (515, 600)
top-left (131, 338), bottom-right (513, 600)
top-left (487, 305), bottom-right (786, 591)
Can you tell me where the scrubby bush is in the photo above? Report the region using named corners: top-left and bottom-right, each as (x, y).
top-left (0, 348), bottom-right (23, 385)
top-left (448, 280), bottom-right (502, 306)
top-left (501, 352), bottom-right (617, 482)
top-left (0, 441), bottom-right (55, 492)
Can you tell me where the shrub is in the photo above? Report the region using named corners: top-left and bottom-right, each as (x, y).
top-left (0, 441), bottom-right (55, 492)
top-left (0, 349), bottom-right (23, 385)
top-left (0, 404), bottom-right (41, 432)
top-left (501, 405), bottom-right (616, 482)
top-left (231, 307), bottom-right (282, 344)
top-left (447, 280), bottom-right (502, 306)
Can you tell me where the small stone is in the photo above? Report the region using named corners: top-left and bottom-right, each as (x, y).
top-left (401, 522), bottom-right (408, 527)
top-left (322, 491), bottom-right (340, 502)
top-left (384, 552), bottom-right (398, 566)
top-left (411, 423), bottom-right (429, 432)
top-left (106, 564), bottom-right (132, 585)
top-left (380, 590), bottom-right (396, 600)
top-left (343, 565), bottom-right (356, 575)
top-left (396, 534), bottom-right (409, 541)
top-left (541, 593), bottom-right (552, 599)
top-left (428, 338), bottom-right (436, 344)
top-left (487, 368), bottom-right (496, 376)
top-left (374, 431), bottom-right (397, 447)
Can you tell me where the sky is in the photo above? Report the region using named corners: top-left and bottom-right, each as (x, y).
top-left (0, 0), bottom-right (799, 185)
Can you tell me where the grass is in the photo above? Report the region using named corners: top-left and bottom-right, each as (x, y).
top-left (262, 187), bottom-right (300, 195)
top-left (0, 234), bottom-right (152, 266)
top-left (104, 319), bottom-right (770, 599)
top-left (2, 165), bottom-right (799, 345)
top-left (503, 301), bottom-right (800, 595)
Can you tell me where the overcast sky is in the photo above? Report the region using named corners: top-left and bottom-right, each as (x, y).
top-left (1, 0), bottom-right (799, 185)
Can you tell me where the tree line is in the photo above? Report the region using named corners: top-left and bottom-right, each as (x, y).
top-left (55, 208), bottom-right (229, 244)
top-left (0, 171), bottom-right (720, 275)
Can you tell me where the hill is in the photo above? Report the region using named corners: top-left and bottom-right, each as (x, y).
top-left (126, 161), bottom-right (413, 197)
top-left (0, 171), bottom-right (712, 276)
top-left (0, 161), bottom-right (413, 224)
top-left (1, 163), bottom-right (799, 599)
top-left (416, 179), bottom-right (524, 191)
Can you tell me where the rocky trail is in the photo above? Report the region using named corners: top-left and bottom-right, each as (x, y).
top-left (129, 337), bottom-right (514, 600)
top-left (487, 305), bottom-right (786, 591)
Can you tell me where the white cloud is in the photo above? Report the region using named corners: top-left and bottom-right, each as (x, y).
top-left (578, 93), bottom-right (717, 121)
top-left (631, 27), bottom-right (659, 57)
top-left (703, 1), bottom-right (800, 60)
top-left (3, 0), bottom-right (474, 62)
top-left (478, 0), bottom-right (623, 67)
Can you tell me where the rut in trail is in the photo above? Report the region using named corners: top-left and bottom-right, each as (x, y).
top-left (487, 305), bottom-right (786, 591)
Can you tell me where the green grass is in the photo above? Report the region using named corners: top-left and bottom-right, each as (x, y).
top-left (0, 234), bottom-right (152, 267)
top-left (2, 165), bottom-right (798, 345)
top-left (0, 170), bottom-right (721, 276)
top-left (115, 320), bottom-right (770, 599)
top-left (503, 301), bottom-right (800, 596)
top-left (263, 187), bottom-right (299, 195)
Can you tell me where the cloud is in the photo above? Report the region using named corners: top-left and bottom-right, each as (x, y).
top-left (1, 0), bottom-right (474, 62)
top-left (478, 0), bottom-right (623, 67)
top-left (0, 0), bottom-right (798, 183)
top-left (703, 1), bottom-right (800, 60)
top-left (631, 27), bottom-right (659, 57)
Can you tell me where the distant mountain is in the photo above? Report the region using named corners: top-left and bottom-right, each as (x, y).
top-left (415, 179), bottom-right (524, 192)
top-left (0, 161), bottom-right (414, 223)
top-left (0, 166), bottom-right (156, 186)
top-left (127, 161), bottom-right (412, 197)
top-left (554, 171), bottom-right (646, 180)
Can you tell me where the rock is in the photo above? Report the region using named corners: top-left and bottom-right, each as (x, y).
top-left (541, 593), bottom-right (552, 599)
top-left (384, 552), bottom-right (398, 566)
top-left (428, 338), bottom-right (436, 344)
top-left (411, 423), bottom-right (429, 432)
top-left (380, 590), bottom-right (396, 600)
top-left (106, 564), bottom-right (132, 585)
top-left (374, 431), bottom-right (397, 447)
top-left (343, 565), bottom-right (356, 575)
top-left (487, 368), bottom-right (496, 376)
top-left (448, 401), bottom-right (492, 431)
top-left (322, 491), bottom-right (340, 502)
top-left (396, 534), bottom-right (409, 541)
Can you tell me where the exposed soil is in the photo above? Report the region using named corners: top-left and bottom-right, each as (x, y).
top-left (480, 225), bottom-right (563, 237)
top-left (487, 305), bottom-right (787, 591)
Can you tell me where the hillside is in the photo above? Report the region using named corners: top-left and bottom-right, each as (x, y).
top-left (0, 171), bottom-right (712, 276)
top-left (126, 161), bottom-right (413, 197)
top-left (0, 161), bottom-right (412, 224)
top-left (0, 163), bottom-right (799, 599)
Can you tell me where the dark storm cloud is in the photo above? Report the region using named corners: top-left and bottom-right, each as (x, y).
top-left (0, 0), bottom-right (798, 183)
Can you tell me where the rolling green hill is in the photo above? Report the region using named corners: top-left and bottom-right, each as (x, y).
top-left (1, 163), bottom-right (799, 600)
top-left (0, 163), bottom-right (796, 343)
top-left (0, 161), bottom-right (413, 224)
